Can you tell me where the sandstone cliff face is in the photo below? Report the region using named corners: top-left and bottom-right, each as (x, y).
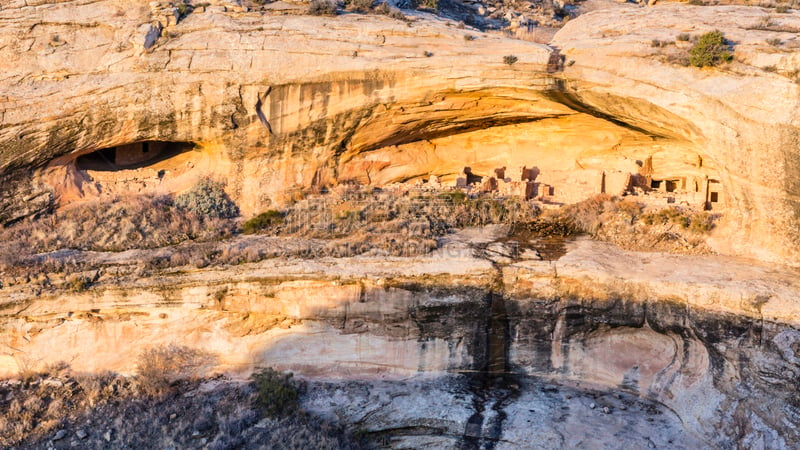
top-left (552, 4), bottom-right (800, 262)
top-left (1, 0), bottom-right (557, 214)
top-left (2, 1), bottom-right (799, 262)
top-left (3, 4), bottom-right (800, 445)
top-left (1, 237), bottom-right (799, 447)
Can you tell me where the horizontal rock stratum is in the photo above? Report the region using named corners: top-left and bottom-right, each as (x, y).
top-left (1, 1), bottom-right (799, 266)
top-left (3, 3), bottom-right (800, 447)
top-left (2, 234), bottom-right (799, 447)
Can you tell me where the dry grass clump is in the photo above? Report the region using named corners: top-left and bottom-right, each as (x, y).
top-left (243, 209), bottom-right (283, 234)
top-left (341, 0), bottom-right (405, 19)
top-left (308, 0), bottom-right (339, 15)
top-left (544, 193), bottom-right (617, 235)
top-left (537, 194), bottom-right (717, 254)
top-left (766, 37), bottom-right (782, 46)
top-left (1, 359), bottom-right (362, 449)
top-left (0, 194), bottom-right (236, 254)
top-left (241, 187), bottom-right (540, 258)
top-left (374, 1), bottom-right (406, 19)
top-left (534, 194), bottom-right (641, 236)
top-left (641, 207), bottom-right (715, 233)
top-left (0, 185), bottom-right (722, 279)
top-left (651, 39), bottom-right (674, 48)
top-left (0, 362), bottom-right (137, 448)
top-left (345, 0), bottom-right (374, 12)
top-left (136, 344), bottom-right (216, 397)
top-left (0, 193), bottom-right (239, 279)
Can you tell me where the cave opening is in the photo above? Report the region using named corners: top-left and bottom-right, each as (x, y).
top-left (75, 141), bottom-right (195, 171)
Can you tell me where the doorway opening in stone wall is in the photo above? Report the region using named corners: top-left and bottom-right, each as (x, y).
top-left (706, 179), bottom-right (723, 210)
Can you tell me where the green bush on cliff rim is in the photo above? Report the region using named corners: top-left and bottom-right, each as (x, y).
top-left (689, 31), bottom-right (733, 67)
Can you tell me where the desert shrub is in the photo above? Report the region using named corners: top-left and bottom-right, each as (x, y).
top-left (664, 50), bottom-right (691, 66)
top-left (766, 37), bottom-right (782, 46)
top-left (175, 179), bottom-right (240, 219)
top-left (68, 275), bottom-right (91, 292)
top-left (754, 16), bottom-right (776, 30)
top-left (243, 210), bottom-right (284, 234)
top-left (455, 197), bottom-right (527, 226)
top-left (0, 365), bottom-right (137, 448)
top-left (640, 207), bottom-right (715, 233)
top-left (615, 199), bottom-right (644, 218)
top-left (252, 368), bottom-right (301, 417)
top-left (266, 187), bottom-right (539, 256)
top-left (775, 4), bottom-right (790, 12)
top-left (308, 0), bottom-right (339, 15)
top-left (676, 33), bottom-right (691, 42)
top-left (689, 31), bottom-right (733, 67)
top-left (551, 193), bottom-right (613, 235)
top-left (687, 0), bottom-right (706, 5)
top-left (688, 212), bottom-right (715, 233)
top-left (6, 367), bottom-right (361, 450)
top-left (438, 191), bottom-right (468, 204)
top-left (375, 1), bottom-right (405, 18)
top-left (413, 0), bottom-right (438, 10)
top-left (346, 0), bottom-right (373, 11)
top-left (0, 240), bottom-right (33, 270)
top-left (136, 345), bottom-right (216, 397)
top-left (651, 39), bottom-right (672, 48)
top-left (173, 1), bottom-right (193, 21)
top-left (0, 194), bottom-right (237, 260)
top-left (503, 55), bottom-right (519, 65)
top-left (641, 207), bottom-right (687, 227)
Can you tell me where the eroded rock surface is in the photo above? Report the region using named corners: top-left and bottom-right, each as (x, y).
top-left (1, 234), bottom-right (799, 447)
top-left (552, 4), bottom-right (800, 262)
top-left (1, 1), bottom-right (799, 262)
top-left (2, 2), bottom-right (800, 447)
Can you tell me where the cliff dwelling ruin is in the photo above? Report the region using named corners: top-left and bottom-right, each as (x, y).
top-left (441, 162), bottom-right (724, 211)
top-left (4, 1), bottom-right (800, 447)
top-left (75, 141), bottom-right (194, 171)
top-left (48, 124), bottom-right (727, 214)
top-left (43, 140), bottom-right (216, 204)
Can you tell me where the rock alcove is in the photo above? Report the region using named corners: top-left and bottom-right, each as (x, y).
top-left (75, 141), bottom-right (195, 172)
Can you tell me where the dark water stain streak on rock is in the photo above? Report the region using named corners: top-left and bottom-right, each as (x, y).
top-left (460, 243), bottom-right (522, 450)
